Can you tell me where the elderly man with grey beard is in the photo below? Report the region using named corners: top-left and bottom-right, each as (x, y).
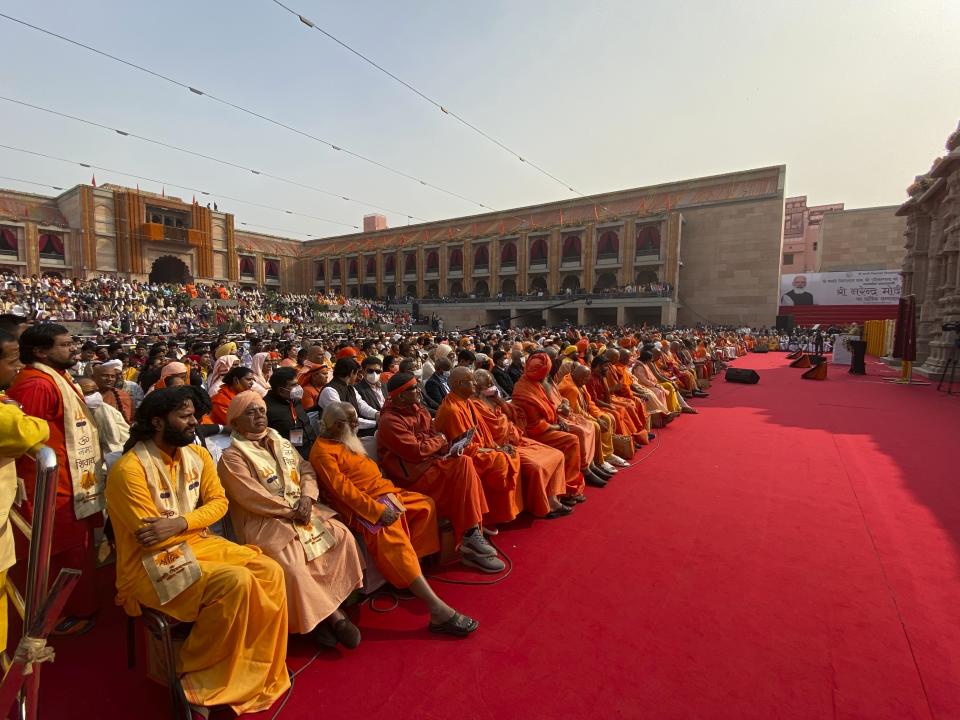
top-left (309, 402), bottom-right (479, 637)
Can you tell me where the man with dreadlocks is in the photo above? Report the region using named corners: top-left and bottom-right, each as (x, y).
top-left (106, 386), bottom-right (290, 718)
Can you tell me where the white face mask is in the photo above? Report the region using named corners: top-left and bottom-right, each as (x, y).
top-left (84, 392), bottom-right (103, 410)
top-left (482, 386), bottom-right (498, 397)
top-left (366, 371), bottom-right (380, 385)
top-left (413, 368), bottom-right (423, 379)
top-left (288, 385), bottom-right (304, 401)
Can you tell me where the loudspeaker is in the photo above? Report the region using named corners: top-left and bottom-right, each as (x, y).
top-left (725, 368), bottom-right (760, 384)
top-left (802, 362), bottom-right (828, 380)
top-left (776, 314), bottom-right (795, 333)
top-left (786, 349), bottom-right (803, 359)
top-left (753, 345), bottom-right (768, 354)
top-left (411, 302), bottom-right (420, 318)
top-left (790, 354), bottom-right (812, 368)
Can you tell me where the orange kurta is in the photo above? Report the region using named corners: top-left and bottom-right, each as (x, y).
top-left (475, 399), bottom-right (565, 517)
top-left (608, 364), bottom-right (651, 445)
top-left (511, 376), bottom-right (585, 496)
top-left (435, 393), bottom-right (521, 524)
top-left (377, 401), bottom-right (487, 537)
top-left (310, 438), bottom-right (438, 588)
top-left (210, 385), bottom-right (237, 425)
top-left (558, 375), bottom-right (614, 462)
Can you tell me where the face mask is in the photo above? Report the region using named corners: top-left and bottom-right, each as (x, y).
top-left (288, 385), bottom-right (304, 401)
top-left (366, 372), bottom-right (380, 385)
top-left (84, 392), bottom-right (103, 410)
top-left (413, 369), bottom-right (423, 379)
top-left (482, 386), bottom-right (498, 397)
top-left (440, 370), bottom-right (450, 380)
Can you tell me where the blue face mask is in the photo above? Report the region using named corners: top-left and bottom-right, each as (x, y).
top-left (440, 371), bottom-right (450, 380)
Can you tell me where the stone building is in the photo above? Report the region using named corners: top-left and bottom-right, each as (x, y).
top-left (0, 165), bottom-right (789, 328)
top-left (781, 196), bottom-right (845, 273)
top-left (817, 206), bottom-right (906, 272)
top-left (898, 121), bottom-right (960, 374)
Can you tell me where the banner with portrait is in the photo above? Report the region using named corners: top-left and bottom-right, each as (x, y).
top-left (779, 271), bottom-right (901, 306)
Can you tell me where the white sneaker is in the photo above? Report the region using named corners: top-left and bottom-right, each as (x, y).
top-left (600, 462), bottom-right (618, 474)
top-left (482, 525), bottom-right (499, 537)
top-left (608, 455), bottom-right (630, 468)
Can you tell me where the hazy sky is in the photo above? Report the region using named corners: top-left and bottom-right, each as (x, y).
top-left (1, 0), bottom-right (958, 239)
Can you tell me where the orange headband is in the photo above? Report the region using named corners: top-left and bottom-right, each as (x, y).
top-left (388, 377), bottom-right (418, 399)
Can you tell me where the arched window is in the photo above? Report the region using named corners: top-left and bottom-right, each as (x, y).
top-left (0, 228), bottom-right (18, 257)
top-left (529, 237), bottom-right (548, 264)
top-left (366, 256), bottom-right (376, 276)
top-left (561, 274), bottom-right (581, 293)
top-left (635, 270), bottom-right (658, 285)
top-left (474, 245), bottom-right (489, 268)
top-left (239, 256), bottom-right (256, 278)
top-left (595, 272), bottom-right (617, 291)
top-left (404, 252), bottom-right (417, 275)
top-left (264, 259), bottom-right (280, 278)
top-left (384, 255), bottom-right (396, 276)
top-left (474, 280), bottom-right (489, 297)
top-left (331, 259), bottom-right (341, 279)
top-left (350, 286), bottom-right (359, 298)
top-left (427, 282), bottom-right (439, 298)
top-left (561, 235), bottom-right (581, 262)
top-left (449, 280), bottom-right (464, 297)
top-left (597, 231), bottom-right (619, 260)
top-left (426, 250), bottom-right (439, 272)
top-left (405, 283), bottom-right (418, 297)
top-left (500, 242), bottom-right (517, 267)
top-left (501, 277), bottom-right (517, 296)
top-left (449, 248), bottom-right (463, 271)
top-left (530, 276), bottom-right (548, 293)
top-left (636, 225), bottom-right (661, 256)
top-left (348, 258), bottom-right (358, 279)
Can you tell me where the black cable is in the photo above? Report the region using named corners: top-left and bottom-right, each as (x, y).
top-left (270, 0), bottom-right (583, 197)
top-left (425, 538), bottom-right (513, 585)
top-left (0, 12), bottom-right (494, 211)
top-left (0, 95), bottom-right (423, 222)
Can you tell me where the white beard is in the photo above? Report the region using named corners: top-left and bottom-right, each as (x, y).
top-left (339, 428), bottom-right (367, 456)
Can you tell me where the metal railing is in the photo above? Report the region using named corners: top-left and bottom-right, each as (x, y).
top-left (407, 289), bottom-right (674, 304)
top-left (0, 446), bottom-right (80, 720)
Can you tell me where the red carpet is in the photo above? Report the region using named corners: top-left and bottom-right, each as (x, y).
top-left (36, 354), bottom-right (960, 719)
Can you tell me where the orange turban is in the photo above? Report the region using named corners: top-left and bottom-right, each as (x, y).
top-left (160, 361), bottom-right (188, 380)
top-left (335, 347), bottom-right (358, 360)
top-left (226, 390), bottom-right (267, 429)
top-left (576, 338), bottom-right (589, 354)
top-left (524, 352), bottom-right (551, 381)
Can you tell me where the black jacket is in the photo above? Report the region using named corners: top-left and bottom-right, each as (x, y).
top-left (355, 381), bottom-right (384, 413)
top-left (423, 373), bottom-right (449, 410)
top-left (492, 366), bottom-right (515, 397)
top-left (507, 362), bottom-right (523, 384)
top-left (264, 390), bottom-right (316, 458)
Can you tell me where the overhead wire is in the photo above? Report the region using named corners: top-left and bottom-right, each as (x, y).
top-left (269, 0), bottom-right (584, 197)
top-left (0, 143), bottom-right (361, 231)
top-left (0, 95), bottom-right (424, 223)
top-left (0, 12), bottom-right (495, 212)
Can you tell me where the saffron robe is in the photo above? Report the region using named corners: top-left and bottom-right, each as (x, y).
top-left (218, 442), bottom-right (364, 634)
top-left (377, 401), bottom-right (487, 537)
top-left (210, 385), bottom-right (237, 425)
top-left (106, 445), bottom-right (290, 714)
top-left (474, 399), bottom-right (565, 518)
top-left (510, 376), bottom-right (585, 496)
top-left (435, 393), bottom-right (521, 524)
top-left (558, 375), bottom-right (614, 462)
top-left (545, 379), bottom-right (598, 464)
top-left (310, 438), bottom-right (438, 588)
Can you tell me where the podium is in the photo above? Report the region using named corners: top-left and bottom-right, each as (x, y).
top-left (849, 340), bottom-right (867, 375)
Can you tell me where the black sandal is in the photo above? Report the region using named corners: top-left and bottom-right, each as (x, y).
top-left (428, 612), bottom-right (478, 637)
top-left (545, 504), bottom-right (574, 519)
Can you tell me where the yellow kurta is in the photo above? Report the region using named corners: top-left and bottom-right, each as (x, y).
top-left (106, 445), bottom-right (291, 714)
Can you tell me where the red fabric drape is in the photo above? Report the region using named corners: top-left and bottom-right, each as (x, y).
top-left (892, 295), bottom-right (917, 361)
top-left (1, 228), bottom-right (17, 251)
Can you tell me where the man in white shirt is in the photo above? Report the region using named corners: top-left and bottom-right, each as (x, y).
top-left (316, 358), bottom-right (379, 436)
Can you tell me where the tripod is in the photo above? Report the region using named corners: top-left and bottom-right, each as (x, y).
top-left (936, 344), bottom-right (958, 395)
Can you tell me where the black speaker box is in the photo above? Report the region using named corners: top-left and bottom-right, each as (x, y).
top-left (725, 368), bottom-right (760, 384)
top-left (753, 346), bottom-right (768, 353)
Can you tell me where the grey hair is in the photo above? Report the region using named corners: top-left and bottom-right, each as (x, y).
top-left (318, 401), bottom-right (353, 438)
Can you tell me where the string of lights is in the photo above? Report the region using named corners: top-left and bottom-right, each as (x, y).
top-left (0, 12), bottom-right (495, 212)
top-left (0, 95), bottom-right (425, 223)
top-left (269, 0), bottom-right (584, 197)
top-left (0, 144), bottom-right (361, 231)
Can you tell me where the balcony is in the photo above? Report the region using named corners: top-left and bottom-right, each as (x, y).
top-left (473, 262), bottom-right (489, 277)
top-left (425, 268), bottom-right (439, 279)
top-left (560, 256), bottom-right (582, 269)
top-left (142, 222), bottom-right (202, 246)
top-left (499, 260), bottom-right (517, 275)
top-left (529, 258), bottom-right (548, 270)
top-left (596, 251), bottom-right (621, 267)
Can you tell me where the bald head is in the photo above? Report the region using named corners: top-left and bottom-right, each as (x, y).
top-left (77, 377), bottom-right (97, 396)
top-left (449, 366), bottom-right (476, 399)
top-left (618, 348), bottom-right (631, 363)
top-left (604, 348), bottom-right (619, 363)
top-left (571, 363), bottom-right (592, 386)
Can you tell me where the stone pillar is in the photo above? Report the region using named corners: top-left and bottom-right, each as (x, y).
top-left (517, 232), bottom-right (529, 295)
top-left (416, 245), bottom-right (425, 299)
top-left (463, 239), bottom-right (473, 294)
top-left (661, 303), bottom-right (678, 326)
top-left (489, 237), bottom-right (499, 296)
top-left (548, 228), bottom-right (561, 294)
top-left (622, 219), bottom-right (636, 286)
top-left (616, 305), bottom-right (626, 326)
top-left (583, 224), bottom-right (596, 292)
top-left (577, 306), bottom-right (588, 325)
top-left (24, 223), bottom-right (39, 277)
top-left (439, 245), bottom-right (447, 297)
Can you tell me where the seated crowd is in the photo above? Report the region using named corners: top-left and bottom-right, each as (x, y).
top-left (0, 295), bottom-right (751, 718)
